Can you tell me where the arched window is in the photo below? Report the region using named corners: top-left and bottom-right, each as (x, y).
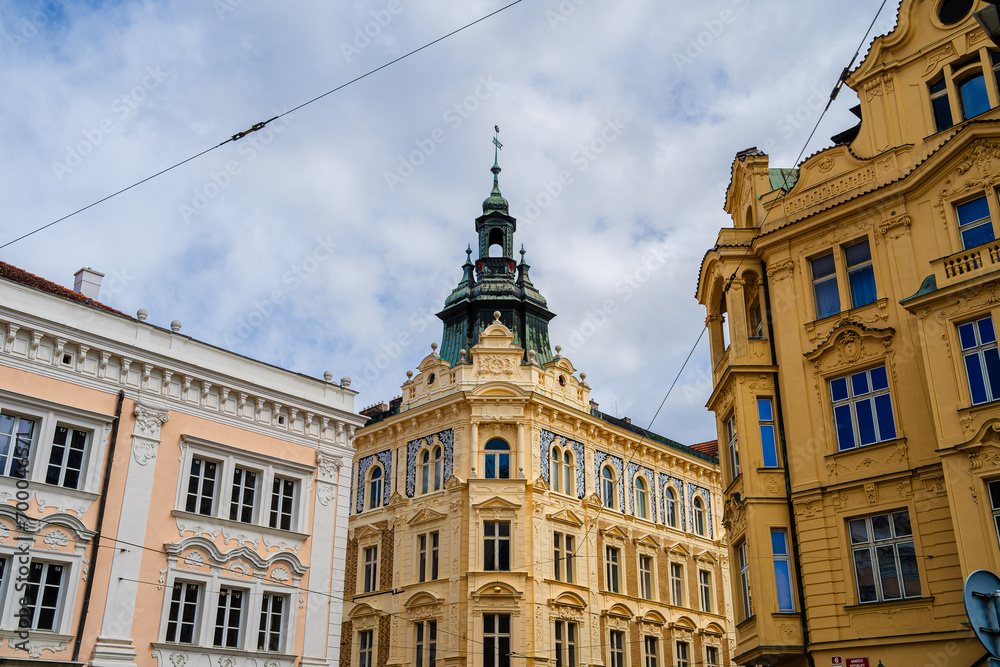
top-left (693, 496), bottom-right (706, 536)
top-left (665, 487), bottom-right (678, 528)
top-left (420, 450), bottom-right (431, 495)
top-left (367, 466), bottom-right (383, 510)
top-left (549, 444), bottom-right (576, 496)
top-left (601, 465), bottom-right (616, 510)
top-left (484, 439), bottom-right (510, 479)
top-left (433, 445), bottom-right (442, 490)
top-left (420, 446), bottom-right (443, 495)
top-left (635, 477), bottom-right (649, 519)
top-left (550, 446), bottom-right (563, 493)
top-left (563, 450), bottom-right (574, 496)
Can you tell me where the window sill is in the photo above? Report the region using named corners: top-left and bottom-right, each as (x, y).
top-left (806, 297), bottom-right (888, 328)
top-left (825, 436), bottom-right (907, 461)
top-left (152, 643), bottom-right (296, 662)
top-left (171, 510), bottom-right (310, 547)
top-left (843, 595), bottom-right (932, 612)
top-left (0, 478), bottom-right (101, 516)
top-left (958, 398), bottom-right (1000, 416)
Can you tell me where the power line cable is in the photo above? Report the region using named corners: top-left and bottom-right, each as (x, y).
top-left (0, 0), bottom-right (527, 252)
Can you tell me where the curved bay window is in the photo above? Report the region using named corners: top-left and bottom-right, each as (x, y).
top-left (367, 465), bottom-right (383, 510)
top-left (484, 439), bottom-right (510, 479)
top-left (420, 445), bottom-right (443, 494)
top-left (601, 465), bottom-right (617, 510)
top-left (634, 477), bottom-right (649, 519)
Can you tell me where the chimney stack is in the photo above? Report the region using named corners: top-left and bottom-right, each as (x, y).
top-left (73, 268), bottom-right (104, 300)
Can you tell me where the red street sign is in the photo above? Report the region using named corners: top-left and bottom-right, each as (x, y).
top-left (846, 659), bottom-right (870, 667)
top-left (831, 658), bottom-right (843, 665)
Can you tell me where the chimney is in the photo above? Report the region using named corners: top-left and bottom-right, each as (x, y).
top-left (73, 268), bottom-right (104, 300)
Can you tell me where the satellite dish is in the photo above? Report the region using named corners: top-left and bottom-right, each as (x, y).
top-left (963, 570), bottom-right (1000, 659)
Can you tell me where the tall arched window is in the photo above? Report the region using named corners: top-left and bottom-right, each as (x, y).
top-left (367, 466), bottom-right (383, 510)
top-left (550, 446), bottom-right (563, 493)
top-left (665, 487), bottom-right (678, 528)
top-left (484, 439), bottom-right (510, 479)
top-left (420, 450), bottom-right (431, 495)
top-left (419, 446), bottom-right (443, 495)
top-left (693, 496), bottom-right (706, 536)
top-left (601, 465), bottom-right (616, 510)
top-left (549, 444), bottom-right (576, 496)
top-left (635, 477), bottom-right (649, 519)
top-left (563, 450), bottom-right (574, 496)
top-left (433, 445), bottom-right (442, 490)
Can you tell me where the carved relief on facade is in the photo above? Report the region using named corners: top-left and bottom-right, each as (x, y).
top-left (934, 140), bottom-right (1000, 228)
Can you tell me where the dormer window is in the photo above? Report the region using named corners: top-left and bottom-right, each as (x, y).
top-left (928, 49), bottom-right (1000, 134)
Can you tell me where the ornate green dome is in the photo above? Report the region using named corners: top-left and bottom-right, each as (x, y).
top-left (482, 163), bottom-right (509, 215)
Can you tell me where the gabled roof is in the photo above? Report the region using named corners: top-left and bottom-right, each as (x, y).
top-left (0, 261), bottom-right (130, 318)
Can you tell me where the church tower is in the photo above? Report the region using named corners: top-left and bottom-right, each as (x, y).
top-left (437, 143), bottom-right (556, 365)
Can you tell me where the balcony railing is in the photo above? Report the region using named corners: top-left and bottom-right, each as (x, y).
top-left (932, 241), bottom-right (1000, 288)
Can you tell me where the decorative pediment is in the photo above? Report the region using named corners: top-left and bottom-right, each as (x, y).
top-left (804, 321), bottom-right (894, 374)
top-left (408, 507), bottom-right (447, 526)
top-left (472, 581), bottom-right (522, 603)
top-left (641, 610), bottom-right (667, 626)
top-left (0, 507), bottom-right (96, 543)
top-left (471, 383), bottom-right (529, 398)
top-left (547, 509), bottom-right (584, 527)
top-left (666, 543), bottom-right (691, 557)
top-left (533, 476), bottom-right (550, 492)
top-left (550, 591), bottom-right (587, 610)
top-left (601, 525), bottom-right (629, 542)
top-left (694, 550), bottom-right (719, 564)
top-left (585, 492), bottom-right (603, 509)
top-left (444, 475), bottom-right (463, 490)
top-left (472, 496), bottom-right (521, 511)
top-left (388, 491), bottom-right (405, 507)
top-left (705, 622), bottom-right (726, 636)
top-left (354, 525), bottom-right (383, 541)
top-left (348, 603), bottom-right (379, 619)
top-left (673, 615), bottom-right (696, 630)
top-left (634, 534), bottom-right (660, 549)
top-left (605, 603), bottom-right (633, 619)
top-left (404, 592), bottom-right (443, 609)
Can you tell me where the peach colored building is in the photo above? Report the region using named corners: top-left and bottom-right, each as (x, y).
top-left (0, 262), bottom-right (364, 667)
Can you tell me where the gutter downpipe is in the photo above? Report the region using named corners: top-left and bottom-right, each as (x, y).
top-left (72, 390), bottom-right (125, 663)
top-left (762, 264), bottom-right (815, 667)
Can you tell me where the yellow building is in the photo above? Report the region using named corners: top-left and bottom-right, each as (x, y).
top-left (697, 1), bottom-right (1000, 665)
top-left (341, 160), bottom-right (735, 667)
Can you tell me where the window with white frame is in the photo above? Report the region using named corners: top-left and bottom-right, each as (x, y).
top-left (177, 437), bottom-right (310, 533)
top-left (214, 587), bottom-right (244, 648)
top-left (554, 620), bottom-right (577, 667)
top-left (484, 439), bottom-right (510, 480)
top-left (665, 487), bottom-right (678, 528)
top-left (845, 239), bottom-right (877, 309)
top-left (550, 444), bottom-right (575, 496)
top-left (257, 593), bottom-right (287, 652)
top-left (960, 316), bottom-right (1000, 405)
top-left (609, 629), bottom-right (625, 667)
top-left (420, 445), bottom-right (443, 495)
top-left (811, 252), bottom-right (840, 319)
top-left (989, 480), bottom-right (1000, 548)
top-left (483, 613), bottom-right (510, 667)
top-left (706, 646), bottom-right (719, 667)
top-left (553, 532), bottom-right (575, 583)
top-left (643, 636), bottom-right (658, 667)
top-left (675, 641), bottom-right (690, 667)
top-left (758, 398), bottom-right (779, 468)
top-left (0, 412), bottom-right (35, 479)
top-left (367, 465), bottom-right (383, 510)
top-left (771, 529), bottom-right (795, 612)
top-left (358, 629), bottom-right (374, 667)
top-left (601, 465), bottom-right (617, 510)
top-left (725, 413), bottom-right (740, 481)
top-left (484, 521), bottom-right (510, 571)
top-left (831, 366), bottom-right (897, 451)
top-left (23, 561), bottom-right (66, 631)
top-left (45, 425), bottom-right (88, 489)
top-left (639, 554), bottom-right (654, 600)
top-left (363, 546), bottom-right (379, 593)
top-left (957, 195), bottom-right (996, 249)
top-left (418, 531), bottom-right (439, 583)
top-left (634, 477), bottom-right (650, 519)
top-left (670, 562), bottom-right (684, 606)
top-left (699, 570), bottom-right (712, 613)
top-left (415, 620), bottom-right (437, 667)
top-left (165, 580), bottom-right (201, 644)
top-left (605, 546), bottom-right (620, 594)
top-left (849, 510), bottom-right (920, 604)
top-left (737, 541), bottom-right (752, 621)
top-left (693, 497), bottom-right (707, 536)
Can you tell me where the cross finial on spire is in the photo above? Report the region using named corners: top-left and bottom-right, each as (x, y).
top-left (492, 125), bottom-right (503, 168)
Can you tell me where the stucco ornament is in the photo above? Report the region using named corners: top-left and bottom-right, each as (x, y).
top-left (133, 403), bottom-right (169, 439)
top-left (316, 452), bottom-right (343, 482)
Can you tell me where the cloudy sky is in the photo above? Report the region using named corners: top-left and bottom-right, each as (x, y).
top-left (0, 0), bottom-right (897, 445)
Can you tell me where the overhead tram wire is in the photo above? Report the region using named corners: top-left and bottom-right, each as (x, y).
top-left (0, 0), bottom-right (527, 252)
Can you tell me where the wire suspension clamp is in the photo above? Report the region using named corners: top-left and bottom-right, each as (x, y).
top-left (229, 116), bottom-right (279, 143)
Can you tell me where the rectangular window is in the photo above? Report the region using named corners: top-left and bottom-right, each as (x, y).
top-left (930, 77), bottom-right (953, 132)
top-left (990, 480), bottom-right (1000, 548)
top-left (605, 546), bottom-right (620, 594)
top-left (644, 636), bottom-right (658, 667)
top-left (230, 467), bottom-right (257, 524)
top-left (958, 195), bottom-right (996, 249)
top-left (960, 316), bottom-right (1000, 405)
top-left (706, 646), bottom-right (719, 667)
top-left (725, 413), bottom-right (740, 480)
top-left (757, 399), bottom-right (778, 468)
top-left (553, 532), bottom-right (575, 583)
top-left (0, 413), bottom-right (36, 478)
top-left (415, 620), bottom-right (437, 667)
top-left (269, 477), bottom-right (296, 531)
top-left (670, 562), bottom-right (683, 606)
top-left (358, 629), bottom-right (374, 667)
top-left (831, 366), bottom-right (897, 451)
top-left (484, 521), bottom-right (510, 572)
top-left (213, 587), bottom-right (244, 648)
top-left (849, 510), bottom-right (920, 603)
top-left (609, 630), bottom-right (625, 667)
top-left (483, 613), bottom-right (510, 667)
top-left (639, 555), bottom-right (653, 600)
top-left (554, 620), bottom-right (577, 667)
top-left (417, 532), bottom-right (440, 583)
top-left (771, 529), bottom-right (795, 612)
top-left (553, 532), bottom-right (562, 581)
top-left (419, 534), bottom-right (428, 583)
top-left (166, 581), bottom-right (201, 644)
top-left (845, 239), bottom-right (877, 308)
top-left (257, 593), bottom-right (285, 652)
top-left (676, 641), bottom-right (690, 667)
top-left (363, 546), bottom-right (379, 593)
top-left (699, 570), bottom-right (712, 613)
top-left (811, 252), bottom-right (840, 319)
top-left (46, 425), bottom-right (88, 489)
top-left (24, 561), bottom-right (64, 631)
top-left (186, 457), bottom-right (218, 516)
top-left (737, 541), bottom-right (752, 621)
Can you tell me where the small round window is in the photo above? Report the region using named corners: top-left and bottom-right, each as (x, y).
top-left (558, 375), bottom-right (566, 386)
top-left (427, 373), bottom-right (435, 385)
top-left (938, 0), bottom-right (974, 25)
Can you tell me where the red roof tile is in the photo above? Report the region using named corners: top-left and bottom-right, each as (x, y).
top-left (0, 261), bottom-right (131, 318)
top-left (690, 440), bottom-right (719, 457)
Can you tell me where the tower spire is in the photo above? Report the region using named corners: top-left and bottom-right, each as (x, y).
top-left (483, 125), bottom-right (509, 215)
